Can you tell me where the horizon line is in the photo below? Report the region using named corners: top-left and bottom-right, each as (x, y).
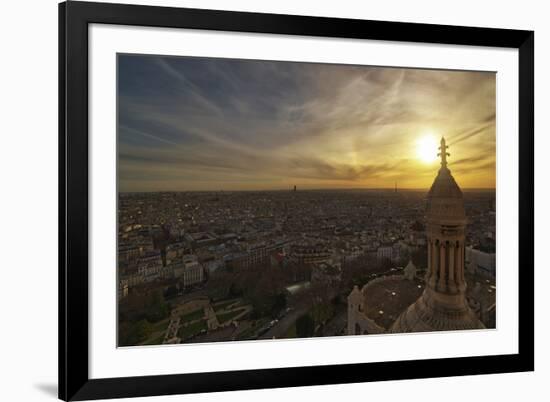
top-left (119, 187), bottom-right (496, 194)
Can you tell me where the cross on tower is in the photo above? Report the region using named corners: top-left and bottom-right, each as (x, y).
top-left (438, 137), bottom-right (450, 168)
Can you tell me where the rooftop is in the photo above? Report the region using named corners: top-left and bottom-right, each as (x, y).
top-left (364, 276), bottom-right (424, 329)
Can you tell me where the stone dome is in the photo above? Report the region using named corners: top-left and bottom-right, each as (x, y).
top-left (426, 167), bottom-right (466, 224)
top-left (388, 137), bottom-right (484, 334)
top-left (389, 289), bottom-right (485, 333)
top-left (428, 167), bottom-right (463, 199)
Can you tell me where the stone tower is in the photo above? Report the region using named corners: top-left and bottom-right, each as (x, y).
top-left (390, 137), bottom-right (484, 332)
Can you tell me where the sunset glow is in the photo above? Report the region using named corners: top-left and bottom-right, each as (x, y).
top-left (416, 135), bottom-right (439, 164)
top-left (118, 55), bottom-right (496, 191)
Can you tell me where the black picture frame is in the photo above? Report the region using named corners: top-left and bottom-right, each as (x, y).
top-left (59, 1), bottom-right (534, 400)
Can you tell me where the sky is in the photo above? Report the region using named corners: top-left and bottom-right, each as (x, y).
top-left (118, 54), bottom-right (496, 192)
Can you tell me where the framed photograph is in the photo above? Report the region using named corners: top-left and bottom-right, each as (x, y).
top-left (59, 1), bottom-right (534, 400)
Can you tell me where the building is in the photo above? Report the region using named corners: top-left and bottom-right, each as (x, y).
top-left (166, 241), bottom-right (186, 265)
top-left (244, 242), bottom-right (269, 266)
top-left (290, 242), bottom-right (332, 265)
top-left (270, 251), bottom-right (286, 268)
top-left (390, 138), bottom-right (485, 332)
top-left (118, 244), bottom-right (140, 265)
top-left (137, 250), bottom-right (163, 283)
top-left (159, 265), bottom-right (174, 280)
top-left (348, 138), bottom-right (485, 335)
top-left (284, 281), bottom-right (311, 298)
top-left (117, 278), bottom-right (129, 301)
top-left (225, 244), bottom-right (267, 270)
top-left (311, 261), bottom-right (342, 285)
top-left (466, 247), bottom-right (496, 277)
top-left (347, 275), bottom-right (423, 335)
top-left (376, 245), bottom-right (393, 261)
top-left (176, 254), bottom-right (204, 288)
top-left (201, 256), bottom-right (225, 276)
top-left (124, 271), bottom-right (143, 288)
top-left (185, 232), bottom-right (218, 249)
top-left (225, 240), bottom-right (288, 270)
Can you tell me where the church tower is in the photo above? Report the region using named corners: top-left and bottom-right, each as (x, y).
top-left (390, 137), bottom-right (484, 332)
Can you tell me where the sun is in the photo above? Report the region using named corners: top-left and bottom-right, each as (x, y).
top-left (416, 135), bottom-right (438, 164)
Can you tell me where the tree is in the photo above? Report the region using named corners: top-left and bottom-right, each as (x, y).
top-left (228, 282), bottom-right (243, 298)
top-left (118, 319), bottom-right (153, 346)
top-left (143, 289), bottom-right (170, 323)
top-left (295, 314), bottom-right (315, 338)
top-left (133, 319), bottom-right (153, 342)
top-left (164, 285), bottom-right (178, 299)
top-left (380, 257), bottom-right (393, 270)
top-left (149, 289), bottom-right (164, 307)
top-left (411, 247), bottom-right (428, 269)
top-left (269, 293), bottom-right (287, 318)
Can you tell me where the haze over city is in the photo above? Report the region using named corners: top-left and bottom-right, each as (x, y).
top-left (118, 55), bottom-right (496, 192)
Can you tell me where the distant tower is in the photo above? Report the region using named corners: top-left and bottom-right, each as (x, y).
top-left (293, 185), bottom-right (297, 192)
top-left (391, 137), bottom-right (484, 332)
top-left (395, 182), bottom-right (397, 193)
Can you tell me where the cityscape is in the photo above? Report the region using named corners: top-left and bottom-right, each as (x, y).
top-left (118, 183), bottom-right (495, 345)
top-left (117, 54), bottom-right (496, 346)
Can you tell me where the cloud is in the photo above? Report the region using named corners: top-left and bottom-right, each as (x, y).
top-left (287, 157), bottom-right (401, 181)
top-left (154, 58), bottom-right (224, 116)
top-left (117, 55), bottom-right (496, 191)
top-left (450, 123), bottom-right (494, 145)
top-left (119, 124), bottom-right (178, 146)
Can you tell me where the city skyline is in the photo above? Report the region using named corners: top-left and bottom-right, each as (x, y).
top-left (119, 187), bottom-right (496, 193)
top-left (118, 55), bottom-right (496, 192)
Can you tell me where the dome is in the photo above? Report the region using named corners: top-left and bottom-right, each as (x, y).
top-left (362, 276), bottom-right (424, 330)
top-left (427, 167), bottom-right (463, 199)
top-left (389, 290), bottom-right (485, 333)
top-left (425, 137), bottom-right (466, 222)
top-left (426, 168), bottom-right (466, 223)
top-left (388, 137), bottom-right (484, 333)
